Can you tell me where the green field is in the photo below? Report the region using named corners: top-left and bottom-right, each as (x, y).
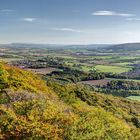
top-left (95, 65), bottom-right (131, 74)
top-left (115, 62), bottom-right (132, 66)
top-left (127, 96), bottom-right (140, 101)
top-left (106, 78), bottom-right (140, 83)
top-left (0, 58), bottom-right (23, 62)
top-left (91, 55), bottom-right (113, 59)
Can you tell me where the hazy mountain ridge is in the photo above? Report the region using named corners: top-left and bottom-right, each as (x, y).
top-left (0, 43), bottom-right (112, 49)
top-left (1, 43), bottom-right (140, 52)
top-left (104, 43), bottom-right (140, 52)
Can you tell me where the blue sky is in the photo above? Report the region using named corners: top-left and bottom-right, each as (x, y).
top-left (0, 0), bottom-right (140, 44)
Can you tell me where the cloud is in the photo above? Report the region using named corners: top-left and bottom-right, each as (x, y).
top-left (22, 18), bottom-right (37, 22)
top-left (126, 18), bottom-right (140, 21)
top-left (0, 9), bottom-right (15, 14)
top-left (50, 27), bottom-right (84, 33)
top-left (92, 11), bottom-right (134, 17)
top-left (0, 9), bottom-right (15, 12)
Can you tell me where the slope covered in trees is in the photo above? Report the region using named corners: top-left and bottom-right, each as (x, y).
top-left (0, 63), bottom-right (140, 139)
top-left (104, 43), bottom-right (140, 52)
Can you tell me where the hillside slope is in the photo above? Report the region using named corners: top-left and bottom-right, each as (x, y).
top-left (0, 63), bottom-right (140, 139)
top-left (104, 43), bottom-right (140, 52)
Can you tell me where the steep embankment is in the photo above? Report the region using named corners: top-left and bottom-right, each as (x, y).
top-left (0, 63), bottom-right (140, 139)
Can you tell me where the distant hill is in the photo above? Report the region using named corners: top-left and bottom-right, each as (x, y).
top-left (104, 43), bottom-right (140, 52)
top-left (0, 43), bottom-right (111, 49)
top-left (2, 43), bottom-right (140, 52)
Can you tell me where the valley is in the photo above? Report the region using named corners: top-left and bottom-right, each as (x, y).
top-left (0, 43), bottom-right (140, 139)
top-left (1, 43), bottom-right (140, 100)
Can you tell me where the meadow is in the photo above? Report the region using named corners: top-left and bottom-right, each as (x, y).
top-left (127, 96), bottom-right (140, 101)
top-left (95, 64), bottom-right (131, 73)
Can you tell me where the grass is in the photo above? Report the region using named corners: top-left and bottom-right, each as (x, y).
top-left (114, 56), bottom-right (139, 60)
top-left (91, 55), bottom-right (113, 60)
top-left (115, 62), bottom-right (132, 66)
top-left (95, 65), bottom-right (131, 74)
top-left (127, 96), bottom-right (140, 101)
top-left (106, 78), bottom-right (140, 83)
top-left (0, 58), bottom-right (23, 62)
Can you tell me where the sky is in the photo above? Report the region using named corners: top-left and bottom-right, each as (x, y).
top-left (0, 0), bottom-right (140, 44)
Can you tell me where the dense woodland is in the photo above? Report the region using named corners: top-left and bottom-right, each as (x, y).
top-left (47, 68), bottom-right (105, 83)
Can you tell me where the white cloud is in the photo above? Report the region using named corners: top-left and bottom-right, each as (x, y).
top-left (92, 11), bottom-right (134, 17)
top-left (126, 18), bottom-right (140, 21)
top-left (0, 9), bottom-right (15, 12)
top-left (22, 18), bottom-right (37, 22)
top-left (0, 9), bottom-right (15, 15)
top-left (50, 27), bottom-right (84, 33)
